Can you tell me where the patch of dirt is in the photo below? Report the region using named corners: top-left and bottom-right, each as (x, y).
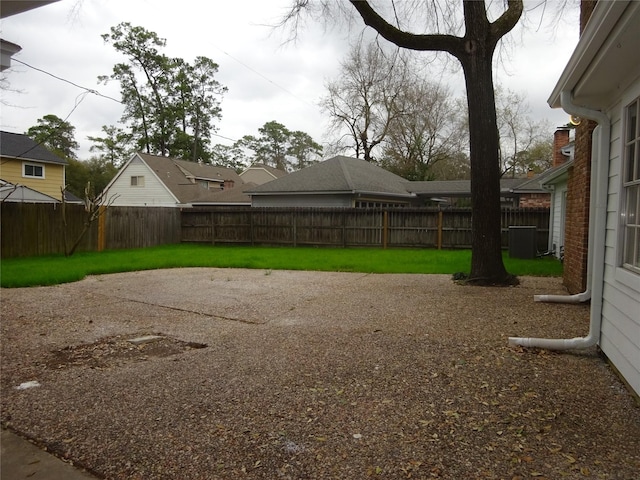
top-left (46, 335), bottom-right (207, 370)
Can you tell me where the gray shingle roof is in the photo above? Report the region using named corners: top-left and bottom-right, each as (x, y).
top-left (409, 177), bottom-right (544, 196)
top-left (407, 180), bottom-right (471, 196)
top-left (192, 182), bottom-right (255, 205)
top-left (248, 156), bottom-right (413, 197)
top-left (242, 163), bottom-right (288, 179)
top-left (137, 153), bottom-right (243, 204)
top-left (0, 131), bottom-right (67, 165)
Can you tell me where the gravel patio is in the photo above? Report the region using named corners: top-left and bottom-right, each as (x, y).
top-left (1, 268), bottom-right (638, 479)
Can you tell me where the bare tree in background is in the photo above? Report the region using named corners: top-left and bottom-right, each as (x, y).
top-left (381, 80), bottom-right (468, 181)
top-left (321, 41), bottom-right (409, 162)
top-left (496, 87), bottom-right (552, 177)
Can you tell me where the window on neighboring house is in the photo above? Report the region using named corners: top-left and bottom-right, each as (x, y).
top-left (23, 163), bottom-right (44, 178)
top-left (130, 176), bottom-right (145, 187)
top-left (622, 98), bottom-right (639, 273)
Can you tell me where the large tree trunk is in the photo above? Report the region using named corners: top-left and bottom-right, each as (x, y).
top-left (346, 0), bottom-right (522, 285)
top-left (465, 55), bottom-right (510, 284)
top-left (461, 45), bottom-right (512, 284)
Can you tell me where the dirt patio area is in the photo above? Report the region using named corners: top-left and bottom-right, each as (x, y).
top-left (1, 268), bottom-right (639, 479)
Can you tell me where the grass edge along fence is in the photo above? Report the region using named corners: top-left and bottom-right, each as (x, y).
top-left (1, 204), bottom-right (549, 258)
top-left (0, 244), bottom-right (563, 288)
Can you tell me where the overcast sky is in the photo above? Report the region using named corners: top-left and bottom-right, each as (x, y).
top-left (1, 0), bottom-right (580, 160)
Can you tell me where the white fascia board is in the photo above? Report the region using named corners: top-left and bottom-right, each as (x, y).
top-left (548, 0), bottom-right (630, 108)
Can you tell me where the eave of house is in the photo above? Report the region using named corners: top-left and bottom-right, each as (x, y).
top-left (540, 161), bottom-right (573, 188)
top-left (0, 1), bottom-right (60, 18)
top-left (548, 1), bottom-right (640, 110)
top-left (1, 1), bottom-right (60, 71)
top-left (248, 190), bottom-right (356, 197)
top-left (0, 39), bottom-right (21, 71)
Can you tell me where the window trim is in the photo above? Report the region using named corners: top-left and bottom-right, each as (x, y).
top-left (619, 96), bottom-right (640, 274)
top-left (130, 175), bottom-right (145, 187)
top-left (22, 162), bottom-right (45, 179)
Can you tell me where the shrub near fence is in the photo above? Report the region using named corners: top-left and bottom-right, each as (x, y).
top-left (181, 207), bottom-right (550, 250)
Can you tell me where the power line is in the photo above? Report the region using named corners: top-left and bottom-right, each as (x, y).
top-left (209, 43), bottom-right (318, 110)
top-left (10, 91), bottom-right (91, 160)
top-left (11, 58), bottom-right (122, 104)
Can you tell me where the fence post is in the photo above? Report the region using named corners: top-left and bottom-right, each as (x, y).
top-left (437, 210), bottom-right (443, 250)
top-left (342, 210), bottom-right (347, 247)
top-left (250, 209), bottom-right (255, 246)
top-left (98, 206), bottom-right (106, 252)
top-left (210, 212), bottom-right (216, 246)
top-left (292, 210), bottom-right (297, 247)
top-left (383, 210), bottom-right (388, 249)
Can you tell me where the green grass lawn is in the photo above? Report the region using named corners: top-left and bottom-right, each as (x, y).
top-left (0, 244), bottom-right (563, 288)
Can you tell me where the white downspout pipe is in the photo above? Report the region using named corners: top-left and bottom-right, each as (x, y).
top-left (509, 90), bottom-right (610, 349)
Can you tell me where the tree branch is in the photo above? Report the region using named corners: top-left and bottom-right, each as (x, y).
top-left (348, 0), bottom-right (464, 57)
top-left (490, 0), bottom-right (524, 43)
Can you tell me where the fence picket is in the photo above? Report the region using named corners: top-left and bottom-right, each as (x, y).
top-left (1, 204), bottom-right (549, 258)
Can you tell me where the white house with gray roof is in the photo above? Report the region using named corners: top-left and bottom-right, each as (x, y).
top-left (102, 153), bottom-right (243, 207)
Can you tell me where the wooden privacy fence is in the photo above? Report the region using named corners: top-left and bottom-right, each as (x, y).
top-left (181, 207), bottom-right (550, 251)
top-left (1, 203), bottom-right (181, 258)
top-left (1, 204), bottom-right (549, 258)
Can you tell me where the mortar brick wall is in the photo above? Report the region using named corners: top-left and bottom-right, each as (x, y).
top-left (519, 194), bottom-right (551, 208)
top-left (561, 0), bottom-right (598, 294)
top-left (553, 128), bottom-right (571, 167)
top-left (563, 119), bottom-right (595, 293)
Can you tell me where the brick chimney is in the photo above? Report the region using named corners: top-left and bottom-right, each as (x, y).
top-left (553, 128), bottom-right (571, 167)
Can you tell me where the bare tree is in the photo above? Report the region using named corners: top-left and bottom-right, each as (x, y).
top-left (286, 0), bottom-right (523, 285)
top-left (61, 183), bottom-right (118, 257)
top-left (321, 40), bottom-right (409, 162)
top-left (381, 80), bottom-right (468, 180)
top-left (496, 87), bottom-right (552, 177)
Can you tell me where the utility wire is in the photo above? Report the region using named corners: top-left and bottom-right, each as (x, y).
top-left (209, 43), bottom-right (318, 110)
top-left (12, 58), bottom-right (122, 104)
top-left (10, 91), bottom-right (92, 160)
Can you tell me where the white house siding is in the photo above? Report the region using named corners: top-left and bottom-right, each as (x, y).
top-left (107, 156), bottom-right (178, 207)
top-left (600, 83), bottom-right (640, 396)
top-left (252, 194), bottom-right (353, 208)
top-left (549, 183), bottom-right (567, 258)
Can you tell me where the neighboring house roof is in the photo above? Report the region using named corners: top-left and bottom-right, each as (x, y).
top-left (510, 175), bottom-right (552, 194)
top-left (63, 190), bottom-right (84, 204)
top-left (193, 182), bottom-right (256, 206)
top-left (247, 156), bottom-right (551, 203)
top-left (533, 161), bottom-right (574, 189)
top-left (407, 180), bottom-right (471, 197)
top-left (247, 156), bottom-right (414, 198)
top-left (240, 164), bottom-right (288, 183)
top-left (106, 152), bottom-right (244, 206)
top-left (0, 179), bottom-right (59, 203)
top-left (0, 131), bottom-right (68, 165)
top-left (408, 177), bottom-right (545, 197)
